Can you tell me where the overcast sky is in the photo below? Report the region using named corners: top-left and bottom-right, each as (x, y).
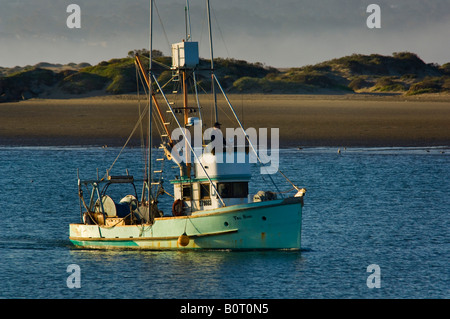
top-left (1, 0), bottom-right (449, 68)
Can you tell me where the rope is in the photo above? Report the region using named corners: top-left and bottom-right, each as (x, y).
top-left (154, 0), bottom-right (171, 54)
top-left (211, 6), bottom-right (231, 58)
top-left (104, 62), bottom-right (175, 179)
top-left (163, 189), bottom-right (174, 198)
top-left (140, 53), bottom-right (171, 70)
top-left (136, 64), bottom-right (145, 151)
top-left (278, 170), bottom-right (302, 191)
top-left (103, 101), bottom-right (149, 180)
top-left (275, 187), bottom-right (295, 194)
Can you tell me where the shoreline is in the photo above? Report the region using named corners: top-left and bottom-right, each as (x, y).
top-left (0, 135), bottom-right (449, 148)
top-left (1, 94), bottom-right (449, 148)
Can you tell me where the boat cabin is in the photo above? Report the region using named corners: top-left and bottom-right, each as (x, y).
top-left (171, 150), bottom-right (251, 215)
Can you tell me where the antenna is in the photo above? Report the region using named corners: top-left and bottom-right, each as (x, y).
top-left (185, 0), bottom-right (192, 41)
top-left (148, 0), bottom-right (154, 208)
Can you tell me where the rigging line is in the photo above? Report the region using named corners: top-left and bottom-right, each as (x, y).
top-left (211, 5), bottom-right (231, 58)
top-left (195, 80), bottom-right (209, 94)
top-left (136, 62), bottom-right (152, 162)
top-left (153, 106), bottom-right (166, 143)
top-left (198, 3), bottom-right (207, 50)
top-left (136, 64), bottom-right (146, 152)
top-left (163, 189), bottom-right (174, 198)
top-left (192, 72), bottom-right (203, 126)
top-left (151, 73), bottom-right (226, 207)
top-left (102, 102), bottom-right (150, 180)
top-left (136, 66), bottom-right (148, 182)
top-left (265, 187), bottom-right (295, 195)
top-left (137, 63), bottom-right (149, 97)
top-left (159, 73), bottom-right (179, 91)
top-left (135, 64), bottom-right (170, 144)
top-left (212, 73), bottom-right (283, 197)
top-left (278, 170), bottom-right (301, 191)
top-left (141, 54), bottom-right (171, 70)
top-left (216, 98), bottom-right (235, 124)
top-left (154, 0), bottom-right (171, 54)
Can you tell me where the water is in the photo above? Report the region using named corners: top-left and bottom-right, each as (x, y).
top-left (0, 146), bottom-right (448, 299)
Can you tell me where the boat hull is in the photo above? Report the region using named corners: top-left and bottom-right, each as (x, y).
top-left (69, 197), bottom-right (303, 250)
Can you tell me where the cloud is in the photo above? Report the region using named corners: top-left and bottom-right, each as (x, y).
top-left (0, 0), bottom-right (449, 67)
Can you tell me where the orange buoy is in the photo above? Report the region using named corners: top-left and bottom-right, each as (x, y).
top-left (178, 232), bottom-right (190, 247)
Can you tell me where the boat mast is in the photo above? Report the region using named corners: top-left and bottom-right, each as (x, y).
top-left (206, 0), bottom-right (218, 123)
top-left (148, 0), bottom-right (153, 207)
top-left (181, 1), bottom-right (190, 178)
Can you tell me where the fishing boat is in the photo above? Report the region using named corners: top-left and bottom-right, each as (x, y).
top-left (69, 0), bottom-right (306, 250)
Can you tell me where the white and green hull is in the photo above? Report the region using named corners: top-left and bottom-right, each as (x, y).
top-left (70, 197), bottom-right (302, 250)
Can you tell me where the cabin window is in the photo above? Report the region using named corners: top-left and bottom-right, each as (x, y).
top-left (200, 183), bottom-right (210, 199)
top-left (182, 184), bottom-right (192, 200)
top-left (233, 182), bottom-right (249, 198)
top-left (217, 182), bottom-right (248, 198)
top-left (217, 183), bottom-right (231, 198)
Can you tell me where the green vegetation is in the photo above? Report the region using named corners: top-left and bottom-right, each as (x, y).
top-left (227, 51), bottom-right (446, 94)
top-left (373, 77), bottom-right (407, 92)
top-left (348, 77), bottom-right (370, 91)
top-left (406, 76), bottom-right (450, 95)
top-left (59, 71), bottom-right (107, 94)
top-left (1, 51), bottom-right (448, 102)
top-left (0, 67), bottom-right (58, 101)
top-left (79, 58), bottom-right (136, 94)
top-left (233, 77), bottom-right (314, 93)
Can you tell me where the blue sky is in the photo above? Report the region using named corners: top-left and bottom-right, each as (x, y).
top-left (1, 0), bottom-right (449, 68)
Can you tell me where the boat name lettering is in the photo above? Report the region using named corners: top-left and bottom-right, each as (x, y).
top-left (233, 214), bottom-right (252, 220)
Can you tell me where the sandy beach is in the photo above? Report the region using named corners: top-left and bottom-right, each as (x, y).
top-left (0, 94), bottom-right (449, 147)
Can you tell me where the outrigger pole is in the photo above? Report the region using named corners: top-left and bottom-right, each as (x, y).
top-left (135, 55), bottom-right (173, 146)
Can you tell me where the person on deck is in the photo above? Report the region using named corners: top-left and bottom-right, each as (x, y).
top-left (207, 122), bottom-right (227, 154)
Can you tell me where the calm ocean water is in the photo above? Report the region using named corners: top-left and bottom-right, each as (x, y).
top-left (0, 146), bottom-right (448, 299)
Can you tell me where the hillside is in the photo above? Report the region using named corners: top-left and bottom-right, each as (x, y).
top-left (1, 51), bottom-right (449, 102)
